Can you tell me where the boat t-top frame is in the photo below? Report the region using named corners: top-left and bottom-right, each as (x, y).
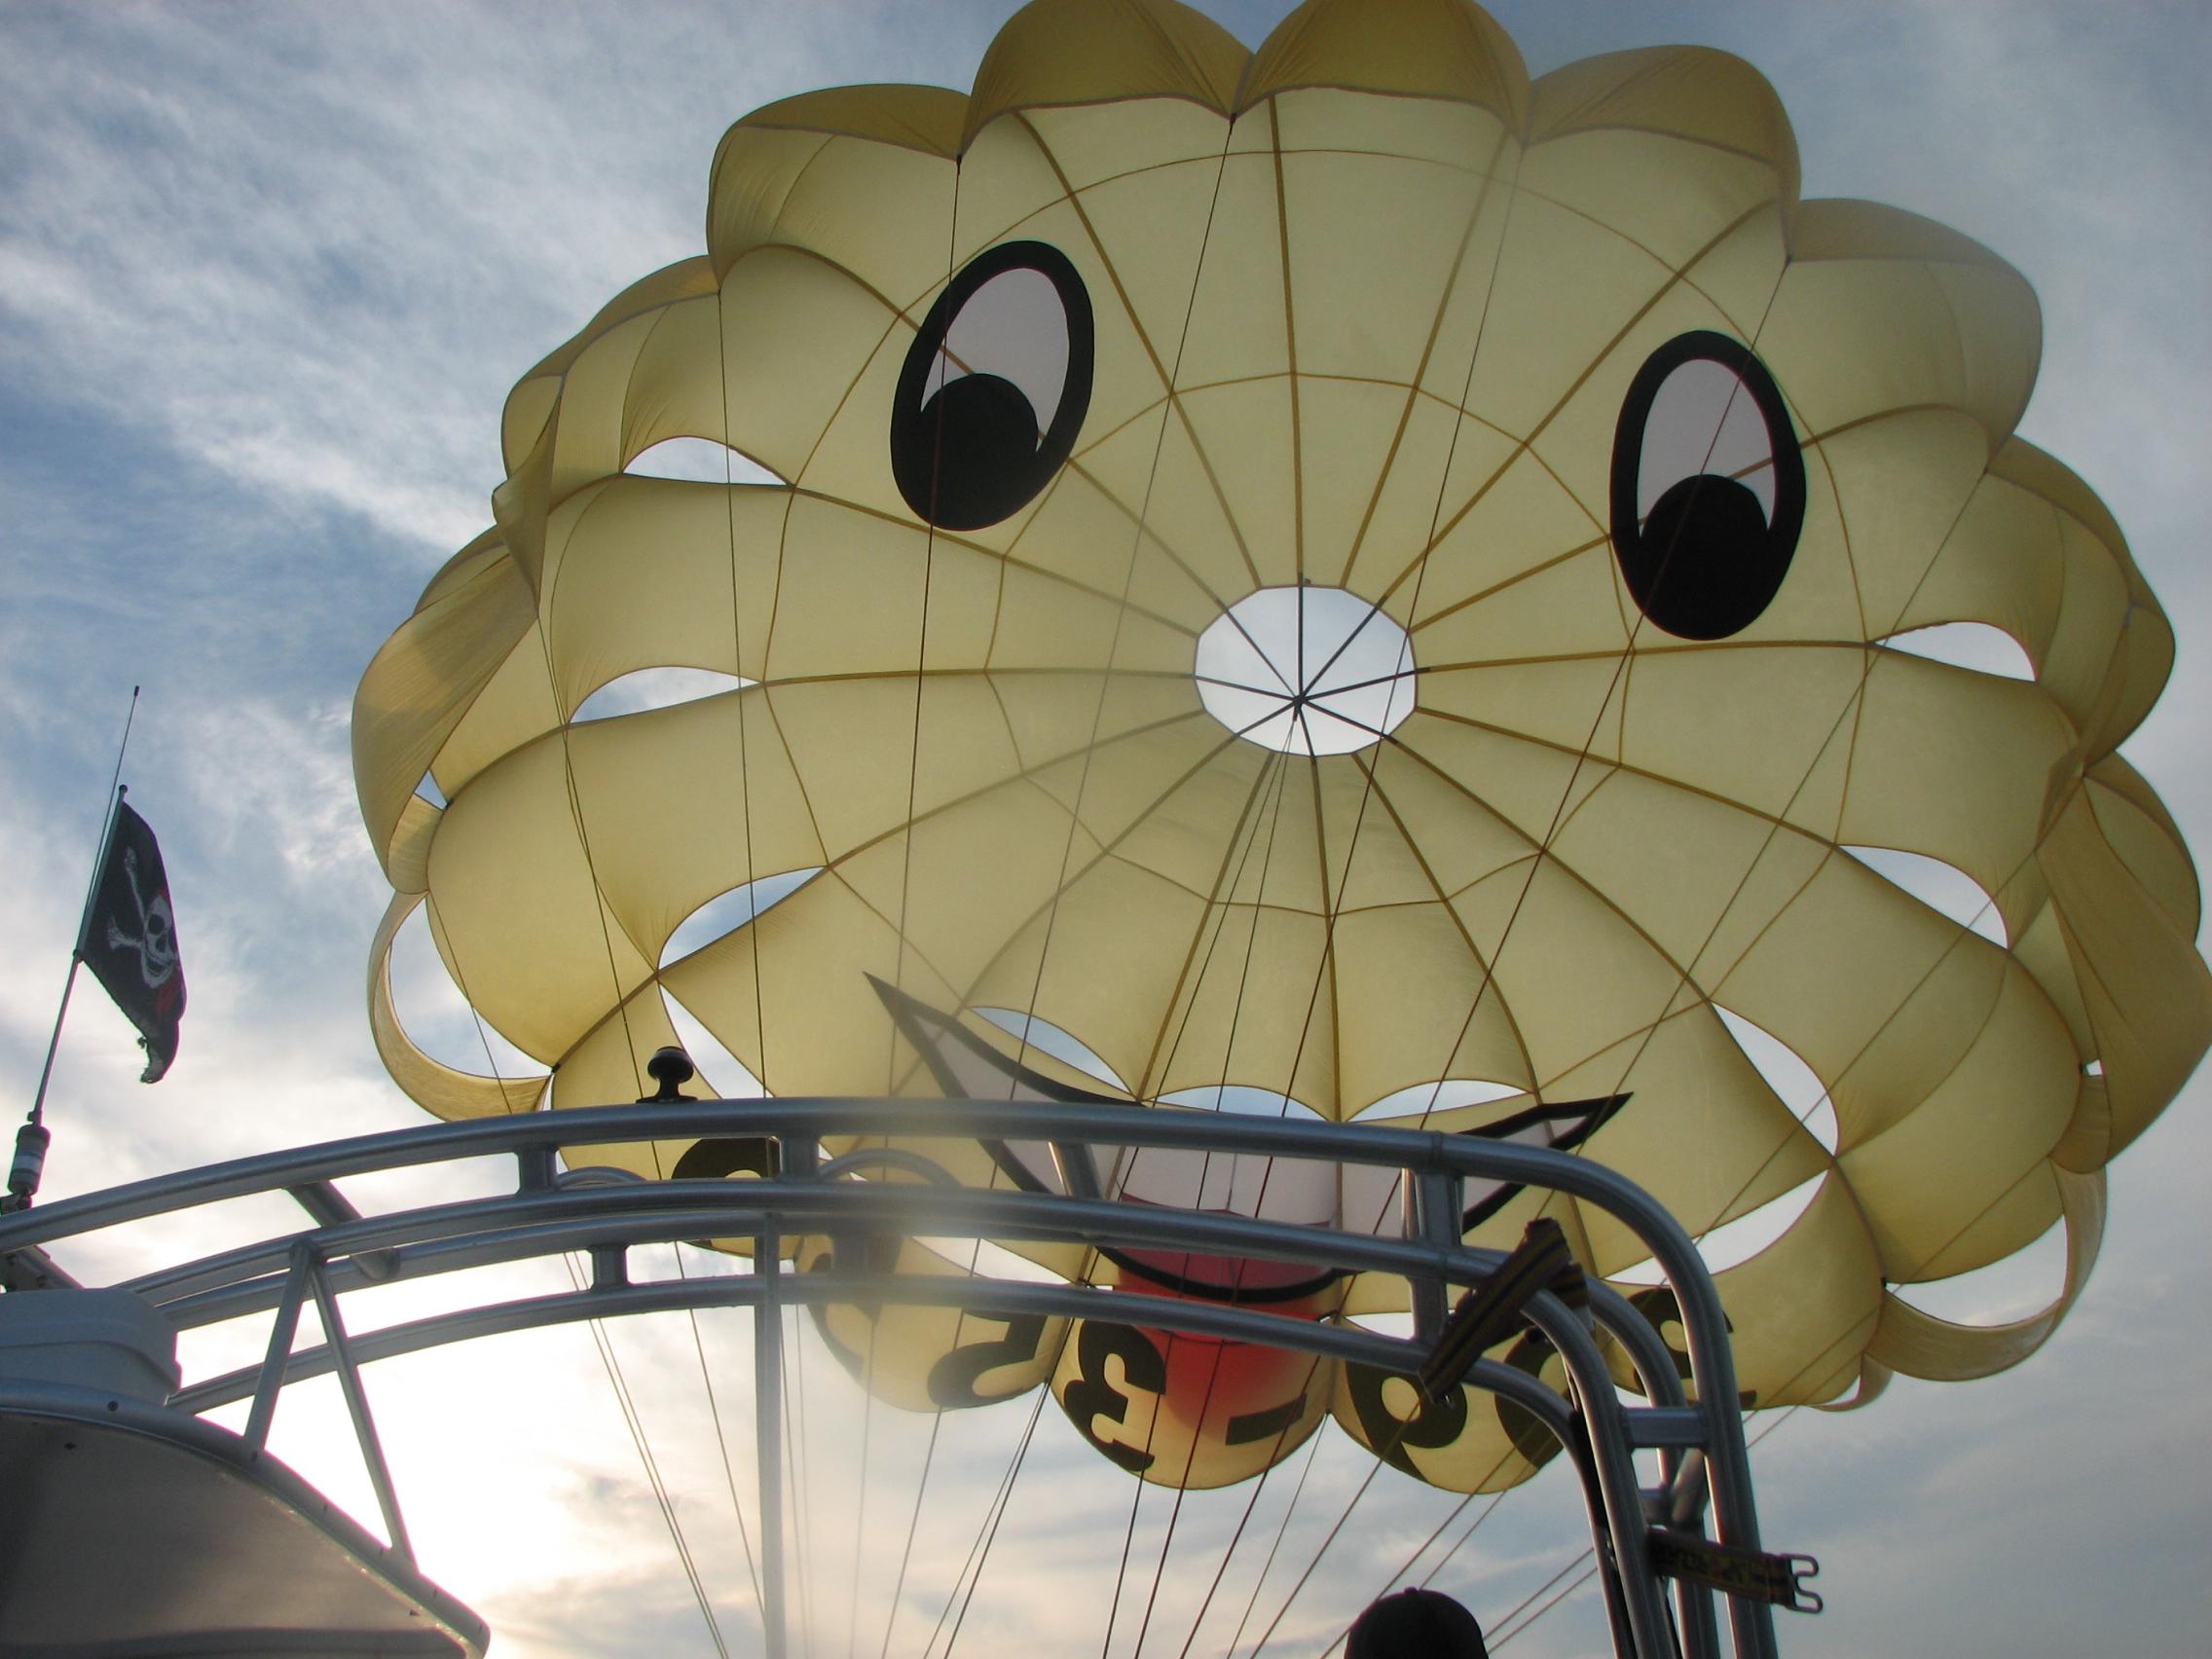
top-left (0, 1097), bottom-right (1817, 1658)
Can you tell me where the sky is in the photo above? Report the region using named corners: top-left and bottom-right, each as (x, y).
top-left (3, 2), bottom-right (2209, 1655)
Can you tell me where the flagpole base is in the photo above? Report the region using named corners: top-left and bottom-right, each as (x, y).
top-left (7, 1122), bottom-right (53, 1211)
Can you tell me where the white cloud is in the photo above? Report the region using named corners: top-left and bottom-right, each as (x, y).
top-left (0, 2), bottom-right (1003, 558)
top-left (185, 696), bottom-right (376, 893)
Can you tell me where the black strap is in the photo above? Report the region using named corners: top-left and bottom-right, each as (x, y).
top-left (1419, 1217), bottom-right (1580, 1397)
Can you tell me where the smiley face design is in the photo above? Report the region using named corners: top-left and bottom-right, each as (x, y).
top-left (355, 0), bottom-right (2209, 1491)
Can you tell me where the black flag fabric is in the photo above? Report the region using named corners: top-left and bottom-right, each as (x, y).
top-left (80, 801), bottom-right (185, 1082)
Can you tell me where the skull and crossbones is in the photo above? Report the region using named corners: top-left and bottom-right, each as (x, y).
top-left (106, 847), bottom-right (177, 989)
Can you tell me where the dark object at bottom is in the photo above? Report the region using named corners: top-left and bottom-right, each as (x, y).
top-left (1419, 1216), bottom-right (1578, 1398)
top-left (1347, 1587), bottom-right (1489, 1658)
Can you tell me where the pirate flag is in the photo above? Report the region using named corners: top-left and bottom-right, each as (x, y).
top-left (81, 801), bottom-right (185, 1082)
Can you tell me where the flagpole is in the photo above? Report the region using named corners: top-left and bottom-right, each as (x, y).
top-left (8, 688), bottom-right (140, 1212)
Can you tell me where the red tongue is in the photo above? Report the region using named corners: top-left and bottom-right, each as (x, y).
top-left (1108, 1266), bottom-right (1334, 1435)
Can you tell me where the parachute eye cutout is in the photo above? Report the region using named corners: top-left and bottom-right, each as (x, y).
top-left (1609, 331), bottom-right (1806, 640)
top-left (891, 240), bottom-right (1094, 530)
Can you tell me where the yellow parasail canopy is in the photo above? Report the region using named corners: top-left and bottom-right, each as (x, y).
top-left (352, 0), bottom-right (2210, 1493)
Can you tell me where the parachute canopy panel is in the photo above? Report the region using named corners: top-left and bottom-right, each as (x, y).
top-left (351, 0), bottom-right (2210, 1493)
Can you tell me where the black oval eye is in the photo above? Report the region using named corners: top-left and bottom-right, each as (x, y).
top-left (1609, 331), bottom-right (1805, 641)
top-left (891, 240), bottom-right (1093, 531)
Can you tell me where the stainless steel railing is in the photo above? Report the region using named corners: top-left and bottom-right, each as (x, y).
top-left (0, 1097), bottom-right (1805, 1658)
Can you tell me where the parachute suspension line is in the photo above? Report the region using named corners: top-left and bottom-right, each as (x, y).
top-left (787, 1299), bottom-right (823, 1659)
top-left (1309, 1441), bottom-right (1541, 1656)
top-left (426, 914), bottom-right (759, 1650)
top-left (877, 1395), bottom-right (953, 1659)
top-left (1168, 1147), bottom-right (1506, 1659)
top-left (1492, 1493), bottom-right (1684, 1658)
top-left (1175, 169), bottom-right (1523, 1659)
top-left (427, 901), bottom-right (750, 1655)
top-left (654, 265), bottom-right (777, 1641)
top-left (1153, 744), bottom-right (1295, 1121)
top-left (1489, 1558), bottom-right (1604, 1650)
top-left (1424, 1380), bottom-right (1822, 1649)
top-left (1241, 1445), bottom-right (1399, 1656)
top-left (1555, 250), bottom-right (2060, 1420)
top-left (535, 639), bottom-right (754, 1644)
top-left (1177, 82), bottom-right (1363, 1178)
top-left (884, 126), bottom-right (966, 1093)
top-left (1414, 1491), bottom-right (1505, 1595)
top-left (1100, 1430), bottom-right (1156, 1659)
top-left (1046, 728), bottom-right (1293, 1655)
top-left (530, 557), bottom-right (646, 1096)
top-left (1170, 1452), bottom-right (1282, 1659)
top-left (1397, 1482), bottom-right (1559, 1650)
top-left (1253, 165), bottom-right (1797, 1659)
top-left (682, 1273), bottom-right (767, 1618)
top-left (1238, 139), bottom-right (1530, 1433)
top-left (1573, 266), bottom-right (1849, 1144)
top-left (1359, 146), bottom-right (1524, 1141)
top-left (1320, 1525), bottom-right (1585, 1659)
top-left (1427, 246), bottom-right (2013, 1648)
top-left (938, 729), bottom-right (1292, 1658)
top-left (1491, 1363), bottom-right (1862, 1655)
top-left (1239, 1370), bottom-right (1529, 1658)
top-left (1695, 1139), bottom-right (2078, 1524)
top-left (714, 217), bottom-right (772, 1098)
top-left (1222, 1425), bottom-right (1327, 1657)
top-left (1129, 1355), bottom-right (1259, 1656)
top-left (698, 231), bottom-right (786, 1659)
top-left (499, 313), bottom-right (773, 1655)
top-left (1638, 435), bottom-right (2103, 1485)
top-left (1265, 121), bottom-right (1521, 837)
top-left (1207, 133), bottom-right (1531, 1657)
top-left (1316, 260), bottom-right (1804, 1646)
top-left (921, 1383), bottom-right (1052, 1659)
top-left (852, 143), bottom-right (983, 1659)
top-left (1110, 153), bottom-right (1443, 1635)
top-left (893, 740), bottom-right (1282, 1659)
top-left (1113, 756), bottom-right (1302, 1657)
top-left (981, 139), bottom-right (1256, 1633)
top-left (433, 915), bottom-right (748, 1654)
top-left (858, 145), bottom-right (975, 1659)
top-left (1635, 632), bottom-right (2061, 1266)
top-left (1140, 722), bottom-right (1295, 1095)
top-left (1361, 194), bottom-right (1794, 1160)
top-left (1211, 193), bottom-right (1524, 1646)
top-left (959, 744), bottom-right (1294, 1659)
top-left (864, 1217), bottom-right (1023, 1647)
top-left (1001, 104), bottom-right (1237, 1087)
top-left (1198, 603), bottom-right (1436, 1646)
top-left (557, 1248), bottom-right (734, 1659)
top-left (847, 1290), bottom-right (879, 1659)
top-left (1387, 156), bottom-right (1619, 1131)
top-left (1145, 1355), bottom-right (1321, 1659)
top-left (1167, 1356), bottom-right (1362, 1659)
top-left (1306, 1488), bottom-right (1509, 1657)
top-left (898, 114), bottom-right (1245, 1653)
top-left (424, 894), bottom-right (527, 1114)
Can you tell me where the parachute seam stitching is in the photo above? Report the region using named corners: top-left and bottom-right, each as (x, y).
top-left (1378, 200), bottom-right (1770, 609)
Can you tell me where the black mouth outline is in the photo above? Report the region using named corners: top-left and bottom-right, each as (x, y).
top-left (863, 977), bottom-right (1626, 1308)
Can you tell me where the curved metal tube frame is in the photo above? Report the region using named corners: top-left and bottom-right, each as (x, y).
top-left (0, 1097), bottom-right (1779, 1659)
